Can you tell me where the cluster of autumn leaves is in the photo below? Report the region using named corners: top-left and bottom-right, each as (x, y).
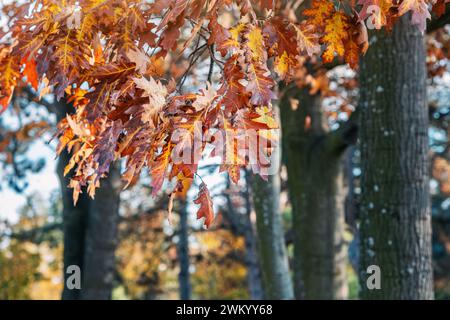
top-left (0, 0), bottom-right (446, 227)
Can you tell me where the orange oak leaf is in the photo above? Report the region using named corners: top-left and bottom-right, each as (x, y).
top-left (151, 142), bottom-right (173, 196)
top-left (0, 47), bottom-right (20, 113)
top-left (21, 56), bottom-right (39, 90)
top-left (303, 0), bottom-right (334, 26)
top-left (321, 12), bottom-right (349, 63)
top-left (247, 63), bottom-right (275, 105)
top-left (194, 182), bottom-right (215, 228)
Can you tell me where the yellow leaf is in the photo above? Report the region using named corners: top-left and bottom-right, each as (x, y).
top-left (274, 51), bottom-right (291, 80)
top-left (321, 12), bottom-right (349, 63)
top-left (246, 26), bottom-right (265, 61)
top-left (303, 0), bottom-right (335, 26)
top-left (230, 23), bottom-right (246, 42)
top-left (253, 106), bottom-right (278, 129)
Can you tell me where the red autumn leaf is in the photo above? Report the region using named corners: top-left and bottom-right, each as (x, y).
top-left (193, 182), bottom-right (215, 228)
top-left (247, 63), bottom-right (275, 105)
top-left (21, 56), bottom-right (39, 90)
top-left (151, 142), bottom-right (173, 197)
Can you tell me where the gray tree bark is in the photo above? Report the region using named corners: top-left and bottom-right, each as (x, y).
top-left (358, 15), bottom-right (434, 299)
top-left (280, 86), bottom-right (355, 299)
top-left (251, 124), bottom-right (294, 299)
top-left (242, 215), bottom-right (265, 300)
top-left (242, 171), bottom-right (264, 300)
top-left (81, 163), bottom-right (121, 299)
top-left (177, 200), bottom-right (191, 300)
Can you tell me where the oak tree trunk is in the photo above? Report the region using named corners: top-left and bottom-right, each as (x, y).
top-left (81, 163), bottom-right (121, 300)
top-left (358, 15), bottom-right (433, 299)
top-left (58, 149), bottom-right (89, 300)
top-left (242, 218), bottom-right (264, 300)
top-left (177, 200), bottom-right (192, 300)
top-left (251, 131), bottom-right (294, 299)
top-left (223, 173), bottom-right (264, 299)
top-left (281, 87), bottom-right (352, 299)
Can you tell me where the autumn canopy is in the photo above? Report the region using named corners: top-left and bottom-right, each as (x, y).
top-left (0, 0), bottom-right (444, 227)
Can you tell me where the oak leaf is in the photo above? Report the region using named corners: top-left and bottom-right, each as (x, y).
top-left (193, 182), bottom-right (215, 228)
top-left (321, 12), bottom-right (349, 63)
top-left (246, 63), bottom-right (275, 106)
top-left (126, 48), bottom-right (150, 75)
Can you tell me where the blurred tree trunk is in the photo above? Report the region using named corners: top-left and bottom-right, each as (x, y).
top-left (242, 215), bottom-right (264, 299)
top-left (251, 122), bottom-right (294, 299)
top-left (358, 15), bottom-right (433, 299)
top-left (222, 173), bottom-right (264, 299)
top-left (243, 171), bottom-right (264, 299)
top-left (55, 101), bottom-right (121, 300)
top-left (177, 200), bottom-right (191, 300)
top-left (280, 86), bottom-right (356, 299)
top-left (344, 146), bottom-right (360, 274)
top-left (81, 163), bottom-right (121, 299)
top-left (57, 149), bottom-right (89, 300)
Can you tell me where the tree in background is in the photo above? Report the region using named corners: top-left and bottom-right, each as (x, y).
top-left (428, 28), bottom-right (450, 296)
top-left (116, 200), bottom-right (173, 300)
top-left (221, 170), bottom-right (264, 299)
top-left (251, 136), bottom-right (294, 299)
top-left (281, 84), bottom-right (357, 299)
top-left (271, 0), bottom-right (359, 299)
